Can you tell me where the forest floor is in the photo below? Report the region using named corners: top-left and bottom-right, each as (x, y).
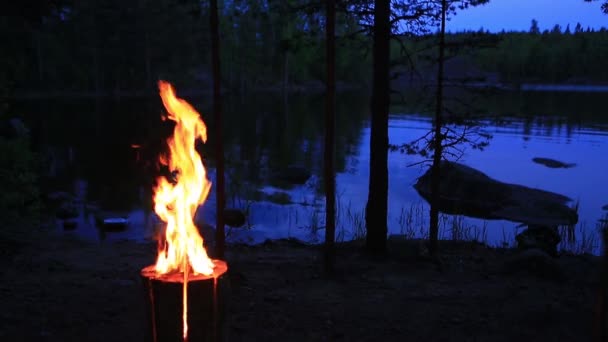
top-left (0, 227), bottom-right (603, 342)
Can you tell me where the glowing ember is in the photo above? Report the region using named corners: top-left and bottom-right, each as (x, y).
top-left (154, 80), bottom-right (215, 339)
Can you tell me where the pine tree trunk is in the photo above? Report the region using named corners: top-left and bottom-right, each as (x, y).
top-left (429, 0), bottom-right (447, 256)
top-left (144, 31), bottom-right (151, 85)
top-left (324, 0), bottom-right (336, 273)
top-left (34, 29), bottom-right (43, 85)
top-left (365, 0), bottom-right (390, 256)
top-left (210, 0), bottom-right (226, 259)
top-left (283, 51), bottom-right (289, 92)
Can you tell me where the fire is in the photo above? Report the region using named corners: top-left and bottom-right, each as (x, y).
top-left (154, 80), bottom-right (215, 338)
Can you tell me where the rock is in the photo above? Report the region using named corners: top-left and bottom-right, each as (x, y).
top-left (224, 208), bottom-right (246, 227)
top-left (502, 248), bottom-right (563, 279)
top-left (94, 212), bottom-right (129, 232)
top-left (273, 166), bottom-right (311, 185)
top-left (532, 157), bottom-right (576, 169)
top-left (55, 203), bottom-right (78, 220)
top-left (515, 225), bottom-right (561, 256)
top-left (602, 204), bottom-right (608, 211)
top-left (414, 161), bottom-right (578, 226)
top-left (63, 219), bottom-right (78, 231)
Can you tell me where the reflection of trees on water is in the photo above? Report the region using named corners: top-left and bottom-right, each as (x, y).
top-left (17, 93), bottom-right (369, 210)
top-left (396, 90), bottom-right (608, 139)
top-left (220, 92), bottom-right (369, 187)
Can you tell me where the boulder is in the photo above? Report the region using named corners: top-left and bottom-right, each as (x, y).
top-left (515, 225), bottom-right (561, 256)
top-left (273, 166), bottom-right (311, 185)
top-left (224, 208), bottom-right (246, 228)
top-left (532, 157), bottom-right (576, 169)
top-left (55, 202), bottom-right (78, 220)
top-left (94, 212), bottom-right (129, 232)
top-left (62, 219), bottom-right (78, 231)
top-left (414, 161), bottom-right (578, 226)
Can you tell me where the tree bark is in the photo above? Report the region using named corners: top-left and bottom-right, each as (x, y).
top-left (283, 51), bottom-right (289, 93)
top-left (210, 0), bottom-right (226, 259)
top-left (365, 0), bottom-right (390, 256)
top-left (429, 0), bottom-right (447, 256)
top-left (324, 0), bottom-right (336, 273)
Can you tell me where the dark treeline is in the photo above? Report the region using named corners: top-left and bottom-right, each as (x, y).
top-left (3, 1), bottom-right (607, 97)
top-left (391, 25), bottom-right (608, 89)
top-left (1, 0), bottom-right (370, 95)
top-left (475, 23), bottom-right (608, 84)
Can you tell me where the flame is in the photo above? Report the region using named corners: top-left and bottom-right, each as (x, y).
top-left (154, 80), bottom-right (215, 339)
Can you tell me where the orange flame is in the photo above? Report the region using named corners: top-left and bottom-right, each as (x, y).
top-left (154, 80), bottom-right (215, 339)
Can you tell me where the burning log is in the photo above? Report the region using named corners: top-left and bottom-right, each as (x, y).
top-left (140, 81), bottom-right (229, 341)
top-left (141, 261), bottom-right (228, 342)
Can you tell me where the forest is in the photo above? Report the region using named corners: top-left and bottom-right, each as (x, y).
top-left (2, 0), bottom-right (607, 98)
top-left (2, 0), bottom-right (608, 341)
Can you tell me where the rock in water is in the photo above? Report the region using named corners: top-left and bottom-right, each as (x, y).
top-left (274, 166), bottom-right (311, 185)
top-left (224, 208), bottom-right (246, 228)
top-left (532, 157), bottom-right (576, 169)
top-left (414, 161), bottom-right (578, 226)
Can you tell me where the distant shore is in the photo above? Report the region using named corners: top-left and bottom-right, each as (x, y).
top-left (7, 82), bottom-right (365, 101)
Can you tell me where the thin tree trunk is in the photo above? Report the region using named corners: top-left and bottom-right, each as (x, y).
top-left (144, 31), bottom-right (151, 85)
top-left (34, 30), bottom-right (43, 84)
top-left (365, 0), bottom-right (390, 256)
top-left (324, 0), bottom-right (336, 273)
top-left (595, 228), bottom-right (608, 341)
top-left (283, 52), bottom-right (289, 92)
top-left (429, 0), bottom-right (447, 256)
top-left (210, 0), bottom-right (226, 259)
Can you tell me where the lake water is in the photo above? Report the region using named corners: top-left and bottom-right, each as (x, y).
top-left (16, 90), bottom-right (608, 253)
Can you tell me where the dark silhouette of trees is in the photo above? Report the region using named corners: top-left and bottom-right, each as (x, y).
top-left (365, 0), bottom-right (390, 256)
top-left (530, 19), bottom-right (540, 34)
top-left (585, 0), bottom-right (608, 14)
top-left (390, 0), bottom-right (492, 256)
top-left (210, 0), bottom-right (226, 259)
top-left (324, 0), bottom-right (337, 272)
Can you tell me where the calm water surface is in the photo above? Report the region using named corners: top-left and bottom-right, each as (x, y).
top-left (16, 90), bottom-right (608, 252)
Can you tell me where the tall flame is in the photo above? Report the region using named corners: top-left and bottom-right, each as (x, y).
top-left (154, 80), bottom-right (215, 339)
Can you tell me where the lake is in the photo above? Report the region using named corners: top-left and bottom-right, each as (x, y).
top-left (15, 89), bottom-right (608, 253)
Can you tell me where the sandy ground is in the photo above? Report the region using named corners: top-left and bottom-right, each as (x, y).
top-left (0, 228), bottom-right (603, 342)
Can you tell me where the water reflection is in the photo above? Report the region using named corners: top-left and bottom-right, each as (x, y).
top-left (14, 90), bottom-right (608, 252)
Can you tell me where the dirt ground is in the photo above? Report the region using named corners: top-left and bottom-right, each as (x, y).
top-left (0, 228), bottom-right (603, 342)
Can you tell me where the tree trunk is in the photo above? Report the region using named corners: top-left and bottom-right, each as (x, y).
top-left (144, 30), bottom-right (151, 85)
top-left (429, 0), bottom-right (447, 256)
top-left (210, 0), bottom-right (226, 259)
top-left (365, 0), bottom-right (390, 256)
top-left (283, 51), bottom-right (289, 93)
top-left (324, 0), bottom-right (336, 273)
top-left (34, 29), bottom-right (43, 85)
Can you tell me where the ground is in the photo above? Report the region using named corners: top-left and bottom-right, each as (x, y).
top-left (0, 228), bottom-right (603, 342)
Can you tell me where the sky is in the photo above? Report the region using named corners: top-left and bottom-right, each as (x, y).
top-left (448, 0), bottom-right (607, 32)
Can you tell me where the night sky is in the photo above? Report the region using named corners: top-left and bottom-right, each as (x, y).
top-left (449, 0), bottom-right (607, 32)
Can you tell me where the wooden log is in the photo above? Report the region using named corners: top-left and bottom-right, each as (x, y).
top-left (141, 260), bottom-right (229, 342)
